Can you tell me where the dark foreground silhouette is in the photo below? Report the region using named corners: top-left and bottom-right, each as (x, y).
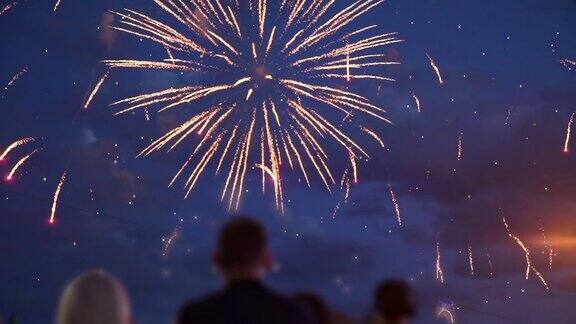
top-left (46, 216), bottom-right (417, 324)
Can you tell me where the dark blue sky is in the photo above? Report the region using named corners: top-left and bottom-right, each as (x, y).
top-left (1, 0), bottom-right (576, 323)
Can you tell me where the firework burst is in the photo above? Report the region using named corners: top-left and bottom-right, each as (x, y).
top-left (103, 0), bottom-right (401, 211)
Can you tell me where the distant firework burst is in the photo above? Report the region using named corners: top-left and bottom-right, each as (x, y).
top-left (103, 0), bottom-right (402, 211)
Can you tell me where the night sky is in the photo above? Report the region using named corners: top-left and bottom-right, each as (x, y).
top-left (1, 0), bottom-right (576, 323)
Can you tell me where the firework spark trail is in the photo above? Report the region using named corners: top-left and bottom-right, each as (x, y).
top-left (4, 66), bottom-right (28, 91)
top-left (345, 38), bottom-right (351, 82)
top-left (104, 0), bottom-right (400, 209)
top-left (505, 107), bottom-right (513, 126)
top-left (437, 305), bottom-right (455, 324)
top-left (340, 169), bottom-right (351, 201)
top-left (349, 151), bottom-right (358, 183)
top-left (411, 92), bottom-right (421, 112)
top-left (53, 0), bottom-right (62, 11)
top-left (331, 200), bottom-right (341, 219)
top-left (388, 184), bottom-right (402, 226)
top-left (332, 168), bottom-right (353, 219)
top-left (161, 225), bottom-right (181, 257)
top-left (83, 69), bottom-right (110, 110)
top-left (360, 126), bottom-right (385, 147)
top-left (486, 249), bottom-right (494, 277)
top-left (6, 149), bottom-right (38, 181)
top-left (509, 232), bottom-right (531, 280)
top-left (436, 241), bottom-right (445, 284)
top-left (164, 45), bottom-right (174, 60)
top-left (539, 223), bottom-right (553, 271)
top-left (427, 53), bottom-right (444, 84)
top-left (502, 216), bottom-right (547, 288)
top-left (531, 265), bottom-right (549, 290)
top-left (0, 1), bottom-right (16, 16)
top-left (563, 112), bottom-right (574, 153)
top-left (468, 245), bottom-right (475, 276)
top-left (457, 131), bottom-right (463, 161)
top-left (49, 172), bottom-right (67, 224)
top-left (559, 58), bottom-right (576, 68)
top-left (0, 137), bottom-right (35, 161)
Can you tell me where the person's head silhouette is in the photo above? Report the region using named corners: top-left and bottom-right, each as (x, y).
top-left (56, 270), bottom-right (132, 324)
top-left (373, 280), bottom-right (416, 324)
top-left (213, 216), bottom-right (272, 283)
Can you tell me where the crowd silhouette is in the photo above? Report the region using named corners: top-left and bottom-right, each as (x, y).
top-left (17, 216), bottom-right (418, 324)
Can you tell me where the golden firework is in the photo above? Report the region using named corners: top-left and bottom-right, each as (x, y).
top-left (103, 0), bottom-right (401, 211)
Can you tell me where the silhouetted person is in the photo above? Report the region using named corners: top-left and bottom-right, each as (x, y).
top-left (177, 216), bottom-right (312, 324)
top-left (293, 292), bottom-right (330, 324)
top-left (370, 280), bottom-right (416, 324)
top-left (56, 270), bottom-right (132, 324)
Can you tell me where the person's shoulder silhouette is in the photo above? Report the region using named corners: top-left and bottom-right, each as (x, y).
top-left (178, 280), bottom-right (309, 324)
top-left (176, 216), bottom-right (312, 324)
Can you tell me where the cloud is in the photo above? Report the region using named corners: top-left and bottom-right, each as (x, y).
top-left (99, 12), bottom-right (117, 51)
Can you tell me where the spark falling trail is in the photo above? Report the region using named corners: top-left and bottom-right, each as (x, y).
top-left (53, 0), bottom-right (62, 11)
top-left (427, 53), bottom-right (444, 84)
top-left (104, 0), bottom-right (402, 210)
top-left (332, 168), bottom-right (353, 219)
top-left (0, 1), bottom-right (16, 16)
top-left (411, 92), bottom-right (421, 112)
top-left (503, 216), bottom-right (531, 280)
top-left (531, 265), bottom-right (549, 290)
top-left (388, 184), bottom-right (402, 226)
top-left (4, 66), bottom-right (28, 91)
top-left (0, 137), bottom-right (35, 161)
top-left (437, 303), bottom-right (456, 324)
top-left (436, 241), bottom-right (445, 284)
top-left (563, 112), bottom-right (574, 153)
top-left (83, 69), bottom-right (110, 110)
top-left (468, 245), bottom-right (474, 276)
top-left (559, 58), bottom-right (576, 69)
top-left (161, 225), bottom-right (181, 257)
top-left (6, 149), bottom-right (38, 181)
top-left (361, 126), bottom-right (385, 147)
top-left (502, 216), bottom-right (547, 288)
top-left (486, 249), bottom-right (494, 277)
top-left (538, 223), bottom-right (553, 271)
top-left (457, 131), bottom-right (463, 161)
top-left (49, 172), bottom-right (67, 224)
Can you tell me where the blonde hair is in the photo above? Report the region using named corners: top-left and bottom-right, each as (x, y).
top-left (56, 270), bottom-right (131, 324)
